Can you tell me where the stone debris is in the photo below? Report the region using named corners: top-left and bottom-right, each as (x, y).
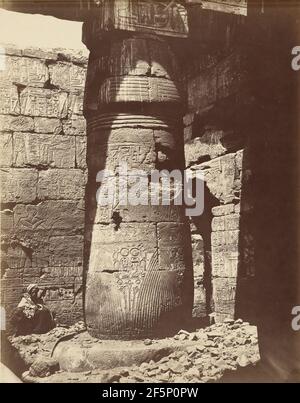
top-left (15, 320), bottom-right (259, 383)
top-left (144, 339), bottom-right (152, 346)
top-left (29, 358), bottom-right (59, 378)
top-left (9, 321), bottom-right (86, 368)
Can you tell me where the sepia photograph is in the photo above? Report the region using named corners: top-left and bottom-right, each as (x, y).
top-left (0, 0), bottom-right (299, 387)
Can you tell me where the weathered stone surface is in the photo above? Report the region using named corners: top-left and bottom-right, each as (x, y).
top-left (0, 115), bottom-right (34, 132)
top-left (49, 62), bottom-right (86, 93)
top-left (212, 230), bottom-right (239, 279)
top-left (191, 232), bottom-right (206, 318)
top-left (22, 47), bottom-right (58, 60)
top-left (89, 140), bottom-right (156, 173)
top-left (86, 269), bottom-right (190, 339)
top-left (55, 48), bottom-right (88, 65)
top-left (0, 133), bottom-right (13, 167)
top-left (29, 358), bottom-right (59, 378)
top-left (212, 278), bottom-right (237, 316)
top-left (20, 88), bottom-right (68, 118)
top-left (88, 223), bottom-right (156, 268)
top-left (158, 223), bottom-right (190, 247)
top-left (185, 134), bottom-right (226, 166)
top-left (13, 201), bottom-right (85, 236)
top-left (109, 38), bottom-right (151, 77)
top-left (86, 218), bottom-right (192, 338)
top-left (2, 242), bottom-right (33, 269)
top-left (148, 39), bottom-right (179, 80)
top-left (191, 233), bottom-right (204, 275)
top-left (68, 93), bottom-right (84, 117)
top-left (37, 169), bottom-right (86, 200)
top-left (212, 214), bottom-right (240, 232)
top-left (75, 137), bottom-right (87, 169)
top-left (193, 284), bottom-right (207, 318)
top-left (0, 168), bottom-right (38, 203)
top-left (34, 117), bottom-right (62, 134)
top-left (62, 117), bottom-right (86, 136)
top-left (185, 127), bottom-right (242, 166)
top-left (0, 56), bottom-right (49, 87)
top-left (212, 253), bottom-right (239, 279)
top-left (198, 152), bottom-right (241, 204)
top-left (0, 45), bottom-right (22, 56)
top-left (99, 76), bottom-right (181, 105)
top-left (49, 235), bottom-right (84, 267)
top-left (0, 85), bottom-right (20, 115)
top-left (0, 209), bottom-right (13, 235)
top-left (212, 204), bottom-right (236, 217)
top-left (13, 132), bottom-right (76, 168)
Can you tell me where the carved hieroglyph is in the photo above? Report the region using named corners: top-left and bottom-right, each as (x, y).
top-left (82, 0), bottom-right (188, 41)
top-left (84, 7), bottom-right (194, 338)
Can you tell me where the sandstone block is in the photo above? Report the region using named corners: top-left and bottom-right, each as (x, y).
top-left (200, 153), bottom-right (239, 204)
top-left (211, 230), bottom-right (239, 250)
top-left (62, 117), bottom-right (86, 136)
top-left (22, 47), bottom-right (58, 60)
top-left (0, 168), bottom-right (37, 203)
top-left (68, 93), bottom-right (84, 117)
top-left (75, 136), bottom-right (87, 169)
top-left (37, 169), bottom-right (86, 200)
top-left (13, 200), bottom-right (85, 236)
top-left (212, 251), bottom-right (239, 278)
top-left (49, 235), bottom-right (84, 267)
top-left (13, 133), bottom-right (75, 168)
top-left (0, 115), bottom-right (34, 132)
top-left (0, 56), bottom-right (49, 87)
top-left (0, 45), bottom-right (22, 56)
top-left (0, 85), bottom-right (20, 115)
top-left (212, 278), bottom-right (237, 315)
top-left (34, 117), bottom-right (62, 134)
top-left (55, 49), bottom-right (88, 65)
top-left (212, 204), bottom-right (235, 217)
top-left (49, 62), bottom-right (86, 93)
top-left (0, 209), bottom-right (13, 235)
top-left (157, 223), bottom-right (191, 248)
top-left (0, 133), bottom-right (12, 167)
top-left (20, 88), bottom-right (68, 118)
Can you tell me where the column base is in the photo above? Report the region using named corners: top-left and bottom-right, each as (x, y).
top-left (52, 331), bottom-right (199, 373)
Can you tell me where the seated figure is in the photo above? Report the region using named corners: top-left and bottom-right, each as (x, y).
top-left (11, 284), bottom-right (55, 336)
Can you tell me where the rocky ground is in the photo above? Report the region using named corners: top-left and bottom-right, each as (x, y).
top-left (8, 319), bottom-right (260, 383)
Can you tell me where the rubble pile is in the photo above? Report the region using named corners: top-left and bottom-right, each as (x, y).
top-left (13, 319), bottom-right (260, 383)
top-left (116, 319), bottom-right (260, 383)
top-left (9, 321), bottom-right (86, 368)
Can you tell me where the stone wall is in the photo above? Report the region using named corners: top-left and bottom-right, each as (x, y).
top-left (184, 42), bottom-right (255, 323)
top-left (0, 45), bottom-right (88, 329)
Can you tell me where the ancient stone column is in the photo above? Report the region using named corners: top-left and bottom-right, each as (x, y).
top-left (82, 1), bottom-right (194, 340)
